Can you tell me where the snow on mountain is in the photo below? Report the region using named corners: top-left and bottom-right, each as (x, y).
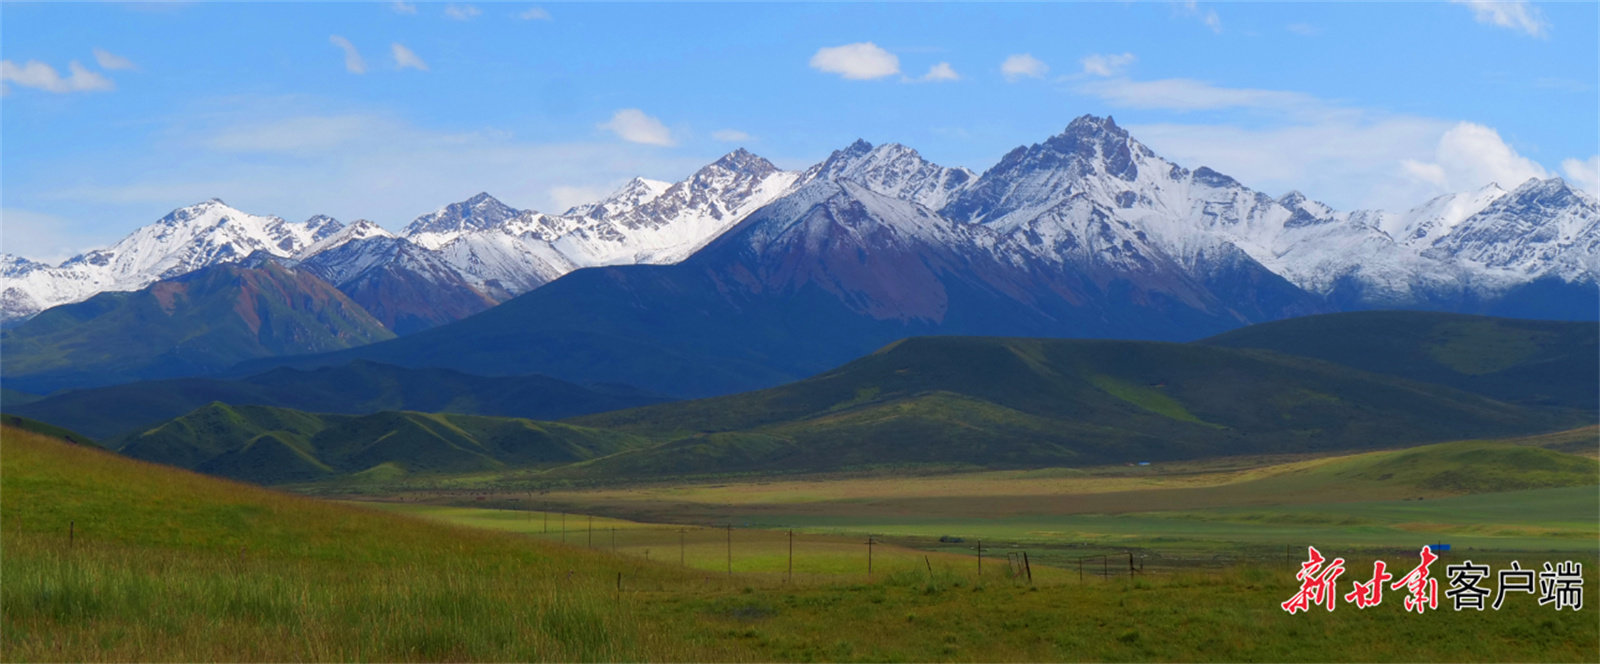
top-left (526, 149), bottom-right (802, 266)
top-left (944, 115), bottom-right (1597, 306)
top-left (7, 118), bottom-right (1596, 327)
top-left (2, 200), bottom-right (344, 323)
top-left (402, 192), bottom-right (523, 250)
top-left (564, 177), bottom-right (672, 220)
top-left (402, 149), bottom-right (803, 298)
top-left (800, 140), bottom-right (977, 210)
top-left (295, 219), bottom-right (396, 261)
top-left (1425, 177), bottom-right (1600, 282)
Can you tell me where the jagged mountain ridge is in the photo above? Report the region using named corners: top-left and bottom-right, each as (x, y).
top-left (5, 115), bottom-right (1597, 334)
top-left (2, 200), bottom-right (343, 322)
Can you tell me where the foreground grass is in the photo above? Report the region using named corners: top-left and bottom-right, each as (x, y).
top-left (5, 426), bottom-right (1598, 662)
top-left (0, 427), bottom-right (715, 661)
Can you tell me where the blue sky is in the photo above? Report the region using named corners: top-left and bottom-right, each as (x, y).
top-left (3, 1), bottom-right (1596, 261)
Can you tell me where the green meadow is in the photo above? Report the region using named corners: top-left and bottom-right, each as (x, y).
top-left (7, 425), bottom-right (1599, 661)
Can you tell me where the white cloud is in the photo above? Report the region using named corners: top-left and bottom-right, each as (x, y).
top-left (548, 185), bottom-right (609, 211)
top-left (919, 62), bottom-right (960, 82)
top-left (205, 115), bottom-right (384, 155)
top-left (517, 6), bottom-right (552, 21)
top-left (392, 43), bottom-right (429, 72)
top-left (1179, 1), bottom-right (1223, 33)
top-left (0, 60), bottom-right (114, 93)
top-left (1562, 156), bottom-right (1600, 196)
top-left (1000, 54), bottom-right (1048, 82)
top-left (1401, 122), bottom-right (1551, 193)
top-left (1452, 0), bottom-right (1548, 38)
top-left (1078, 77), bottom-right (1336, 120)
top-left (329, 35), bottom-right (366, 74)
top-left (390, 1), bottom-right (418, 15)
top-left (444, 4), bottom-right (481, 21)
top-left (809, 42), bottom-right (900, 80)
top-left (33, 102), bottom-right (709, 240)
top-left (92, 49), bottom-right (137, 71)
top-left (0, 208), bottom-right (116, 263)
top-left (598, 109), bottom-right (675, 146)
top-left (712, 129), bottom-right (752, 142)
top-left (1080, 53), bottom-right (1135, 77)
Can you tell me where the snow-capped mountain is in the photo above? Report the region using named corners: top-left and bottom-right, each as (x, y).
top-left (391, 150), bottom-right (804, 298)
top-left (2, 200), bottom-right (343, 322)
top-left (6, 116), bottom-right (1597, 333)
top-left (943, 115), bottom-right (1598, 309)
top-left (799, 140), bottom-right (976, 210)
top-left (402, 192), bottom-right (523, 250)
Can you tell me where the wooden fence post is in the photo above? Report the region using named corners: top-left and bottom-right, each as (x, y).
top-left (725, 525), bottom-right (732, 577)
top-left (867, 535), bottom-right (874, 579)
top-left (977, 540), bottom-right (983, 577)
top-left (1023, 552), bottom-right (1033, 584)
top-left (787, 530), bottom-right (794, 583)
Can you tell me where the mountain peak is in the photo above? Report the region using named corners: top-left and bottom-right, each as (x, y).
top-left (710, 148), bottom-right (779, 176)
top-left (466, 192), bottom-right (504, 206)
top-left (1063, 114), bottom-right (1128, 139)
top-left (403, 192), bottom-right (522, 242)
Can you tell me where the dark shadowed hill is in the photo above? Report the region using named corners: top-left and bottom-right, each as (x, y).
top-left (1, 261), bottom-right (393, 394)
top-left (117, 403), bottom-right (652, 485)
top-left (560, 336), bottom-right (1587, 477)
top-left (1201, 311), bottom-right (1598, 411)
top-left (10, 360), bottom-right (667, 441)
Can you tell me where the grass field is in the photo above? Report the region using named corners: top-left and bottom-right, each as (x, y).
top-left (7, 425), bottom-right (1600, 661)
top-left (351, 429), bottom-right (1598, 560)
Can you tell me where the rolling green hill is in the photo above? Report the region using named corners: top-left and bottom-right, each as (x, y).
top-left (0, 261), bottom-right (394, 394)
top-left (0, 424), bottom-right (691, 661)
top-left (11, 360), bottom-right (668, 441)
top-left (566, 336), bottom-right (1588, 477)
top-left (1201, 311), bottom-right (1598, 411)
top-left (118, 403), bottom-right (652, 484)
top-left (0, 413), bottom-right (98, 448)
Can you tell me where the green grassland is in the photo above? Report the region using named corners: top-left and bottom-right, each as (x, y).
top-left (381, 430), bottom-right (1598, 562)
top-left (7, 425), bottom-right (1600, 662)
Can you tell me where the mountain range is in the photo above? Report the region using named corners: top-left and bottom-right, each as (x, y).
top-left (4, 115), bottom-right (1597, 396)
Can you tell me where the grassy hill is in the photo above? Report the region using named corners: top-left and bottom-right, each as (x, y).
top-left (118, 403), bottom-right (652, 484)
top-left (1201, 310), bottom-right (1598, 411)
top-left (0, 413), bottom-right (98, 448)
top-left (566, 336), bottom-right (1587, 477)
top-left (11, 360), bottom-right (668, 441)
top-left (0, 424), bottom-right (690, 661)
top-left (0, 261), bottom-right (394, 394)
